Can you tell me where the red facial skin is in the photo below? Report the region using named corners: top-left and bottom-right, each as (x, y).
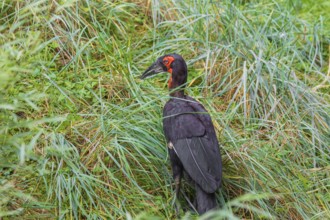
top-left (163, 56), bottom-right (175, 88)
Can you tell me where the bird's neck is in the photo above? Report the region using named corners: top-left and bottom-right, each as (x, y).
top-left (169, 80), bottom-right (186, 98)
top-left (170, 89), bottom-right (185, 98)
top-left (168, 69), bottom-right (187, 98)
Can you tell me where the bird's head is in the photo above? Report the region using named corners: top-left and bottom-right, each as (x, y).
top-left (140, 54), bottom-right (187, 90)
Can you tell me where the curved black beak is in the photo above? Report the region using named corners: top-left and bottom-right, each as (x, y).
top-left (140, 60), bottom-right (166, 79)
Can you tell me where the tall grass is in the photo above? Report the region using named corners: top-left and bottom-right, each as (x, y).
top-left (1, 0), bottom-right (329, 219)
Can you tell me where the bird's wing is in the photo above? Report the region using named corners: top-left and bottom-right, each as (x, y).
top-left (172, 137), bottom-right (221, 193)
top-left (163, 98), bottom-right (222, 193)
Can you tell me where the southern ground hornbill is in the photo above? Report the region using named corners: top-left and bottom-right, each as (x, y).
top-left (140, 54), bottom-right (222, 214)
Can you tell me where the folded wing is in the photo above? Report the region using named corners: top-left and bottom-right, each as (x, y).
top-left (163, 98), bottom-right (222, 193)
top-left (173, 137), bottom-right (221, 193)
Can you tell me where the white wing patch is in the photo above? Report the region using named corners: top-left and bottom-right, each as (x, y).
top-left (168, 142), bottom-right (174, 149)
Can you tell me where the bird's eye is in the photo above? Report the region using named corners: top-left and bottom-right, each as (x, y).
top-left (163, 60), bottom-right (169, 65)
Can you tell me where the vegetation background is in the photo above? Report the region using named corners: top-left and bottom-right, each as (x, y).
top-left (1, 0), bottom-right (329, 219)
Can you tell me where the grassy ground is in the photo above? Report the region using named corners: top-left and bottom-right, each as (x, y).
top-left (0, 0), bottom-right (329, 219)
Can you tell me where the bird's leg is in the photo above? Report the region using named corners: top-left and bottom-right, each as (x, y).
top-left (174, 174), bottom-right (182, 216)
top-left (168, 145), bottom-right (183, 217)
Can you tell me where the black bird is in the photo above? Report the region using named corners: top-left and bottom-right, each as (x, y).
top-left (140, 54), bottom-right (222, 214)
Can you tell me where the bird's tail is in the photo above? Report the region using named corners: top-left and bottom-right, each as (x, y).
top-left (195, 184), bottom-right (217, 214)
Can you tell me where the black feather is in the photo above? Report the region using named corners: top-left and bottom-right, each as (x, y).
top-left (173, 137), bottom-right (221, 193)
top-left (163, 96), bottom-right (222, 213)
